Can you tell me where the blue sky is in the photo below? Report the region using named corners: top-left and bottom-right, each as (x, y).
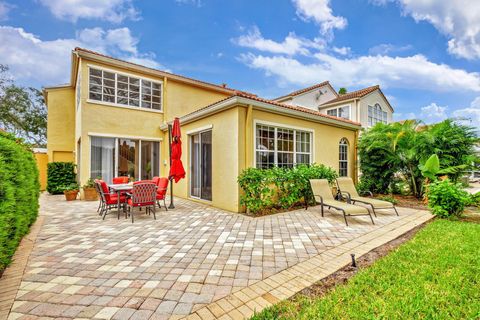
top-left (0, 0), bottom-right (479, 128)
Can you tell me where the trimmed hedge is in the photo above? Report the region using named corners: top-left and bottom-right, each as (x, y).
top-left (0, 132), bottom-right (39, 271)
top-left (238, 164), bottom-right (337, 214)
top-left (46, 162), bottom-right (76, 194)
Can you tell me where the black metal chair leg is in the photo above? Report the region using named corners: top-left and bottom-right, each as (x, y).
top-left (342, 210), bottom-right (348, 226)
top-left (153, 205), bottom-right (156, 220)
top-left (164, 199), bottom-right (168, 211)
top-left (369, 212), bottom-right (375, 225)
top-left (393, 207), bottom-right (399, 216)
top-left (321, 204), bottom-right (324, 217)
top-left (370, 205), bottom-right (377, 217)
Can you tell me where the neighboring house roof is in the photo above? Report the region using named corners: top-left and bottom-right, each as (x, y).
top-left (160, 92), bottom-right (361, 131)
top-left (321, 85), bottom-right (379, 105)
top-left (320, 85), bottom-right (394, 112)
top-left (274, 81), bottom-right (338, 102)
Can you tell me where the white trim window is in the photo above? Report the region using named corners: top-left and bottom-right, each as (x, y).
top-left (89, 67), bottom-right (162, 111)
top-left (368, 103), bottom-right (387, 126)
top-left (326, 106), bottom-right (350, 120)
top-left (255, 124), bottom-right (312, 169)
top-left (339, 138), bottom-right (348, 177)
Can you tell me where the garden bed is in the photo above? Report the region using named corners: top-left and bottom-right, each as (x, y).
top-left (374, 194), bottom-right (428, 210)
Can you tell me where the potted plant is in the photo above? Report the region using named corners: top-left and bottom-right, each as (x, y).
top-left (82, 178), bottom-right (98, 201)
top-left (63, 183), bottom-right (80, 201)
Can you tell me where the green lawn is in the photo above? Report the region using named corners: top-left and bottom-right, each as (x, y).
top-left (252, 220), bottom-right (480, 320)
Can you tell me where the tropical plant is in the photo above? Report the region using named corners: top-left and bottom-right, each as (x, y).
top-left (338, 87), bottom-right (347, 94)
top-left (359, 119), bottom-right (478, 198)
top-left (62, 183), bottom-right (80, 192)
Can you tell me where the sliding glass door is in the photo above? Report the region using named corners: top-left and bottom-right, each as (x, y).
top-left (90, 136), bottom-right (159, 183)
top-left (118, 138), bottom-right (138, 178)
top-left (190, 130), bottom-right (212, 201)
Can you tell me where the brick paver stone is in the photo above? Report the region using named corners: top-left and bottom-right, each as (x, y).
top-left (0, 194), bottom-right (432, 319)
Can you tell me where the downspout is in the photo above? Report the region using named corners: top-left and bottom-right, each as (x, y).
top-left (245, 104), bottom-right (253, 168)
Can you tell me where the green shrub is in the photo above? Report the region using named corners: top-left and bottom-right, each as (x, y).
top-left (466, 192), bottom-right (480, 207)
top-left (46, 162), bottom-right (77, 194)
top-left (0, 131), bottom-right (39, 270)
top-left (427, 179), bottom-right (470, 218)
top-left (238, 164), bottom-right (337, 214)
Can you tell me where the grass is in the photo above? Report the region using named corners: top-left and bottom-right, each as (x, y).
top-left (251, 220), bottom-right (480, 320)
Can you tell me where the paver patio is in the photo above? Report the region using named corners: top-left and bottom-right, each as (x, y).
top-left (1, 194), bottom-right (432, 320)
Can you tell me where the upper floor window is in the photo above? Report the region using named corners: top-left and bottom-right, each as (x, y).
top-left (89, 67), bottom-right (162, 111)
top-left (255, 124), bottom-right (312, 169)
top-left (326, 106), bottom-right (350, 120)
top-left (368, 103), bottom-right (387, 126)
top-left (339, 138), bottom-right (348, 177)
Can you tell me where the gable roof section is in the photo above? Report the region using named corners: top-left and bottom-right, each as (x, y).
top-left (274, 81), bottom-right (338, 102)
top-left (319, 85), bottom-right (394, 112)
top-left (321, 85), bottom-right (379, 105)
top-left (160, 92), bottom-right (361, 131)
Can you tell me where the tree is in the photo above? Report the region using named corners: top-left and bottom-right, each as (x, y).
top-left (338, 87), bottom-right (347, 94)
top-left (359, 119), bottom-right (478, 198)
top-left (0, 65), bottom-right (47, 147)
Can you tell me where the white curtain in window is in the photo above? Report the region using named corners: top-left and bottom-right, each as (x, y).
top-left (90, 136), bottom-right (115, 183)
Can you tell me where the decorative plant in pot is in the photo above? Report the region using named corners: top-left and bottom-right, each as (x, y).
top-left (82, 178), bottom-right (98, 201)
top-left (63, 183), bottom-right (80, 201)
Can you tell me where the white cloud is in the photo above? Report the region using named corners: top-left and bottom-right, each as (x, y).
top-left (369, 43), bottom-right (412, 55)
top-left (332, 46), bottom-right (350, 55)
top-left (233, 26), bottom-right (325, 56)
top-left (175, 0), bottom-right (203, 7)
top-left (0, 26), bottom-right (161, 86)
top-left (420, 102), bottom-right (448, 123)
top-left (240, 52), bottom-right (480, 92)
top-left (376, 1), bottom-right (480, 60)
top-left (38, 0), bottom-right (139, 23)
top-left (452, 97), bottom-right (480, 129)
top-left (292, 0), bottom-right (347, 37)
top-left (0, 1), bottom-right (11, 20)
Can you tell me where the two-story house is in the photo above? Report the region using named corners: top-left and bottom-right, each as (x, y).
top-left (45, 48), bottom-right (362, 212)
top-left (274, 82), bottom-right (394, 128)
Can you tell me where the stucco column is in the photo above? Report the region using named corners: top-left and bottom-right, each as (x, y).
top-left (245, 104), bottom-right (253, 168)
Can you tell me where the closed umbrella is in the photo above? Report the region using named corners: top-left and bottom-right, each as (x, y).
top-left (168, 118), bottom-right (185, 208)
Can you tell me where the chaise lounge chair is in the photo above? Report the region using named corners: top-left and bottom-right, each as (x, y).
top-left (309, 179), bottom-right (375, 226)
top-left (335, 177), bottom-right (399, 217)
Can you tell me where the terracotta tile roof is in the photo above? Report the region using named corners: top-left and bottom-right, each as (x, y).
top-left (74, 47), bottom-right (244, 94)
top-left (274, 81), bottom-right (337, 101)
top-left (178, 91), bottom-right (361, 127)
top-left (321, 85), bottom-right (379, 105)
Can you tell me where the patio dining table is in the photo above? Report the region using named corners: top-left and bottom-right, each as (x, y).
top-left (108, 183), bottom-right (133, 218)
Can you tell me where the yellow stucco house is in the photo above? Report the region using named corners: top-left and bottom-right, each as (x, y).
top-left (44, 47), bottom-right (362, 212)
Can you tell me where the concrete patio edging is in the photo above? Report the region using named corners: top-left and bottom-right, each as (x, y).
top-left (183, 210), bottom-right (433, 320)
top-left (0, 216), bottom-right (45, 320)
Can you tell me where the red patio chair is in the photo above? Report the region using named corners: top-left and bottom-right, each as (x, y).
top-left (95, 179), bottom-right (127, 220)
top-left (156, 177), bottom-right (169, 211)
top-left (126, 182), bottom-right (157, 223)
top-left (113, 176), bottom-right (129, 184)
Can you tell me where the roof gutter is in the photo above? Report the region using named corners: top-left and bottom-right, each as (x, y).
top-left (76, 49), bottom-right (235, 95)
top-left (160, 96), bottom-right (361, 131)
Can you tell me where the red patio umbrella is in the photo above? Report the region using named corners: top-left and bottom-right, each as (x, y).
top-left (169, 118), bottom-right (186, 183)
top-left (167, 118), bottom-right (185, 209)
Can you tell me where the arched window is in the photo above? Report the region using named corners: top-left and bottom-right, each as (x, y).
top-left (339, 138), bottom-right (348, 177)
top-left (368, 103), bottom-right (388, 126)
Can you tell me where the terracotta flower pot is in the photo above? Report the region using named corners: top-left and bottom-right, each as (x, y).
top-left (64, 190), bottom-right (78, 201)
top-left (83, 187), bottom-right (98, 201)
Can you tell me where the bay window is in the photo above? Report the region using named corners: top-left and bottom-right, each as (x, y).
top-left (255, 124), bottom-right (312, 169)
top-left (89, 67), bottom-right (162, 111)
